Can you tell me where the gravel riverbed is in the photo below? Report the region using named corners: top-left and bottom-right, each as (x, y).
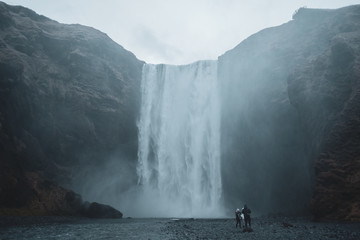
top-left (0, 215), bottom-right (359, 239)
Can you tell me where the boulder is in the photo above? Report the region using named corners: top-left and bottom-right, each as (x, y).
top-left (83, 202), bottom-right (123, 218)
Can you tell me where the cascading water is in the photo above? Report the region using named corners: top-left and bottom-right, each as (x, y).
top-left (137, 60), bottom-right (223, 217)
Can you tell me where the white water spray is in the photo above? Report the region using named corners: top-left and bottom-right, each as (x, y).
top-left (137, 60), bottom-right (223, 217)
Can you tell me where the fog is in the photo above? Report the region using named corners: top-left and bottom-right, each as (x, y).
top-left (117, 6), bottom-right (330, 217)
top-left (219, 50), bottom-right (311, 215)
top-left (74, 44), bottom-right (314, 218)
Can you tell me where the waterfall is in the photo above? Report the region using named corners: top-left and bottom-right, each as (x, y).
top-left (137, 60), bottom-right (223, 217)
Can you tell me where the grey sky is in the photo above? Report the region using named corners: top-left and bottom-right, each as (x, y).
top-left (3, 0), bottom-right (360, 64)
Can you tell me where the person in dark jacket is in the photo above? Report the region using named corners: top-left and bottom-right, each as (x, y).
top-left (241, 204), bottom-right (251, 228)
top-left (235, 208), bottom-right (242, 228)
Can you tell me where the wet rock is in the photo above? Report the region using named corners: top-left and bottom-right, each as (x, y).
top-left (0, 1), bottom-right (142, 186)
top-left (283, 222), bottom-right (294, 228)
top-left (82, 202), bottom-right (123, 219)
top-left (0, 1), bottom-right (141, 216)
top-left (220, 4), bottom-right (360, 220)
top-left (0, 171), bottom-right (123, 218)
top-left (288, 27), bottom-right (360, 221)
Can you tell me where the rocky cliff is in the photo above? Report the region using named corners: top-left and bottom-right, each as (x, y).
top-left (288, 8), bottom-right (360, 221)
top-left (0, 2), bottom-right (143, 216)
top-left (219, 5), bottom-right (360, 221)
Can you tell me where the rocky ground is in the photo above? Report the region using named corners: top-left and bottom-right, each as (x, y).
top-left (0, 216), bottom-right (359, 239)
top-left (162, 216), bottom-right (360, 240)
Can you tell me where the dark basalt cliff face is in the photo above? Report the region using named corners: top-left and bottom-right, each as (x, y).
top-left (219, 6), bottom-right (360, 221)
top-left (288, 20), bottom-right (360, 221)
top-left (0, 2), bottom-right (143, 216)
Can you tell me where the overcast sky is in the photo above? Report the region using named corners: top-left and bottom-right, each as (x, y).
top-left (3, 0), bottom-right (360, 64)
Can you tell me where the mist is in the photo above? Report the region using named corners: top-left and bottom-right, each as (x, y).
top-left (217, 8), bottom-right (336, 215)
top-left (69, 8), bottom-right (338, 217)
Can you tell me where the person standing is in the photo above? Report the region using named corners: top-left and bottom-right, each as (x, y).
top-left (241, 204), bottom-right (251, 229)
top-left (235, 208), bottom-right (242, 228)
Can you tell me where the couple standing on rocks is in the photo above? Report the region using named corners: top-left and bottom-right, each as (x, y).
top-left (235, 204), bottom-right (252, 231)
